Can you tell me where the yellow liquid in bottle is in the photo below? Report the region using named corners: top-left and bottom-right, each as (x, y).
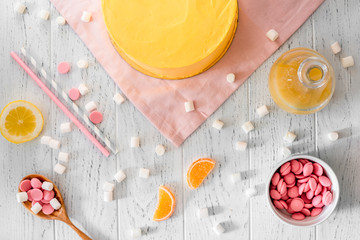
top-left (269, 48), bottom-right (335, 114)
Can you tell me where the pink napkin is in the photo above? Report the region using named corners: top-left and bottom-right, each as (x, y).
top-left (50, 0), bottom-right (324, 147)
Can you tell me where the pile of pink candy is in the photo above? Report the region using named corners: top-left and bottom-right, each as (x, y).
top-left (269, 159), bottom-right (333, 220)
top-left (17, 178), bottom-right (61, 215)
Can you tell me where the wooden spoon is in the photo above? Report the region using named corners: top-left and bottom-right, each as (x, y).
top-left (19, 174), bottom-right (92, 240)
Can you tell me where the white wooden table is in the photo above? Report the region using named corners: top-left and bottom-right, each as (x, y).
top-left (1, 0), bottom-right (359, 239)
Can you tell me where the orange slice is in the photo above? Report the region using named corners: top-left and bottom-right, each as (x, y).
top-left (153, 185), bottom-right (175, 222)
top-left (186, 158), bottom-right (216, 189)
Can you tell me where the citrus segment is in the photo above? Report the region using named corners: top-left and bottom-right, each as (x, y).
top-left (186, 158), bottom-right (216, 189)
top-left (0, 100), bottom-right (44, 144)
top-left (153, 185), bottom-right (175, 222)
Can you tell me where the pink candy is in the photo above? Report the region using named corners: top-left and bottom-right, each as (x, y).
top-left (58, 61), bottom-right (71, 74)
top-left (270, 158), bottom-right (334, 221)
top-left (69, 88), bottom-right (80, 101)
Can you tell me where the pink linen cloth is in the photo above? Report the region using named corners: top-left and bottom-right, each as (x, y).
top-left (50, 0), bottom-right (324, 147)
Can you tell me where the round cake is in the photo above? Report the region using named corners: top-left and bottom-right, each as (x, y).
top-left (102, 0), bottom-right (238, 80)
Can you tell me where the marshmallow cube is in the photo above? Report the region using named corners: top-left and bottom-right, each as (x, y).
top-left (130, 136), bottom-right (140, 148)
top-left (42, 181), bottom-right (54, 191)
top-left (77, 59), bottom-right (89, 69)
top-left (60, 122), bottom-right (72, 134)
top-left (341, 56), bottom-right (355, 68)
top-left (212, 119), bottom-right (224, 130)
top-left (139, 168), bottom-right (150, 178)
top-left (256, 105), bottom-right (269, 118)
top-left (226, 73), bottom-right (235, 83)
top-left (235, 141), bottom-right (247, 151)
top-left (56, 16), bottom-right (66, 25)
top-left (284, 131), bottom-right (297, 143)
top-left (113, 93), bottom-right (126, 105)
top-left (245, 187), bottom-right (257, 198)
top-left (184, 101), bottom-right (195, 112)
top-left (197, 207), bottom-right (209, 219)
top-left (328, 132), bottom-right (339, 141)
top-left (78, 83), bottom-right (89, 95)
top-left (40, 136), bottom-right (52, 145)
top-left (50, 198), bottom-right (61, 210)
top-left (14, 3), bottom-right (26, 14)
top-left (130, 228), bottom-right (142, 238)
top-left (330, 41), bottom-right (341, 54)
top-left (49, 139), bottom-right (61, 149)
top-left (58, 152), bottom-right (70, 163)
top-left (31, 202), bottom-right (43, 214)
top-left (85, 101), bottom-right (97, 113)
top-left (39, 10), bottom-right (50, 20)
top-left (114, 170), bottom-right (126, 183)
top-left (104, 191), bottom-right (114, 202)
top-left (213, 223), bottom-right (225, 235)
top-left (16, 192), bottom-right (28, 203)
top-left (54, 163), bottom-right (66, 175)
top-left (155, 144), bottom-right (166, 156)
top-left (281, 146), bottom-right (292, 157)
top-left (242, 121), bottom-right (254, 134)
top-left (103, 181), bottom-right (115, 192)
top-left (230, 173), bottom-right (241, 184)
top-left (266, 29), bottom-right (279, 41)
top-left (81, 11), bottom-right (92, 22)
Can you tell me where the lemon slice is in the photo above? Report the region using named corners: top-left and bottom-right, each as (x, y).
top-left (0, 100), bottom-right (44, 144)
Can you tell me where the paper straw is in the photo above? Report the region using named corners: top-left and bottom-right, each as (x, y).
top-left (11, 51), bottom-right (110, 157)
top-left (19, 47), bottom-right (118, 155)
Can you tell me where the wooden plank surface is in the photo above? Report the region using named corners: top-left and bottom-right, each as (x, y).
top-left (0, 0), bottom-right (360, 239)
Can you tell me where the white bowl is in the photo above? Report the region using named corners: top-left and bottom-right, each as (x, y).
top-left (266, 154), bottom-right (340, 227)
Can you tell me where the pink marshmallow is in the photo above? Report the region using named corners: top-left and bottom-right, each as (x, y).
top-left (89, 111), bottom-right (103, 124)
top-left (31, 189), bottom-right (43, 201)
top-left (42, 204), bottom-right (54, 215)
top-left (20, 179), bottom-right (32, 192)
top-left (58, 61), bottom-right (71, 74)
top-left (30, 178), bottom-right (42, 189)
top-left (69, 88), bottom-right (80, 101)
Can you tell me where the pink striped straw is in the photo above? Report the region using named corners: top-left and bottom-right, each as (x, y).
top-left (10, 51), bottom-right (110, 157)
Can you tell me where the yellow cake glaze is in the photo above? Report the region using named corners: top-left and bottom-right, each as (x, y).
top-left (102, 0), bottom-right (238, 79)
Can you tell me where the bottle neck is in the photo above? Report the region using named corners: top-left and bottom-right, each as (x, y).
top-left (298, 57), bottom-right (329, 89)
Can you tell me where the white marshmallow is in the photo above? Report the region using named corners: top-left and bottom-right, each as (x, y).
top-left (256, 105), bottom-right (269, 118)
top-left (54, 163), bottom-right (66, 174)
top-left (31, 202), bottom-right (43, 214)
top-left (130, 228), bottom-right (142, 238)
top-left (130, 136), bottom-right (140, 148)
top-left (77, 59), bottom-right (89, 69)
top-left (330, 41), bottom-right (341, 54)
top-left (14, 3), bottom-right (26, 14)
top-left (114, 170), bottom-right (126, 183)
top-left (226, 73), bottom-right (235, 83)
top-left (245, 187), bottom-right (257, 197)
top-left (341, 56), bottom-right (354, 68)
top-left (58, 152), bottom-right (70, 163)
top-left (103, 181), bottom-right (115, 192)
top-left (50, 198), bottom-right (61, 210)
top-left (60, 122), bottom-right (72, 134)
top-left (230, 173), bottom-right (241, 184)
top-left (81, 11), bottom-right (92, 22)
top-left (113, 93), bottom-right (126, 105)
top-left (42, 181), bottom-right (54, 191)
top-left (235, 141), bottom-right (247, 151)
top-left (40, 136), bottom-right (52, 145)
top-left (242, 121), bottom-right (254, 134)
top-left (85, 101), bottom-right (97, 112)
top-left (281, 146), bottom-right (292, 157)
top-left (139, 168), bottom-right (150, 178)
top-left (284, 131), bottom-right (296, 143)
top-left (56, 16), bottom-right (66, 25)
top-left (212, 119), bottom-right (224, 130)
top-left (155, 144), bottom-right (166, 156)
top-left (104, 191), bottom-right (113, 202)
top-left (16, 192), bottom-right (28, 203)
top-left (266, 29), bottom-right (279, 41)
top-left (184, 101), bottom-right (195, 112)
top-left (49, 139), bottom-right (61, 149)
top-left (328, 132), bottom-right (339, 141)
top-left (78, 83), bottom-right (89, 95)
top-left (197, 207), bottom-right (209, 219)
top-left (213, 223), bottom-right (225, 235)
top-left (39, 10), bottom-right (50, 20)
